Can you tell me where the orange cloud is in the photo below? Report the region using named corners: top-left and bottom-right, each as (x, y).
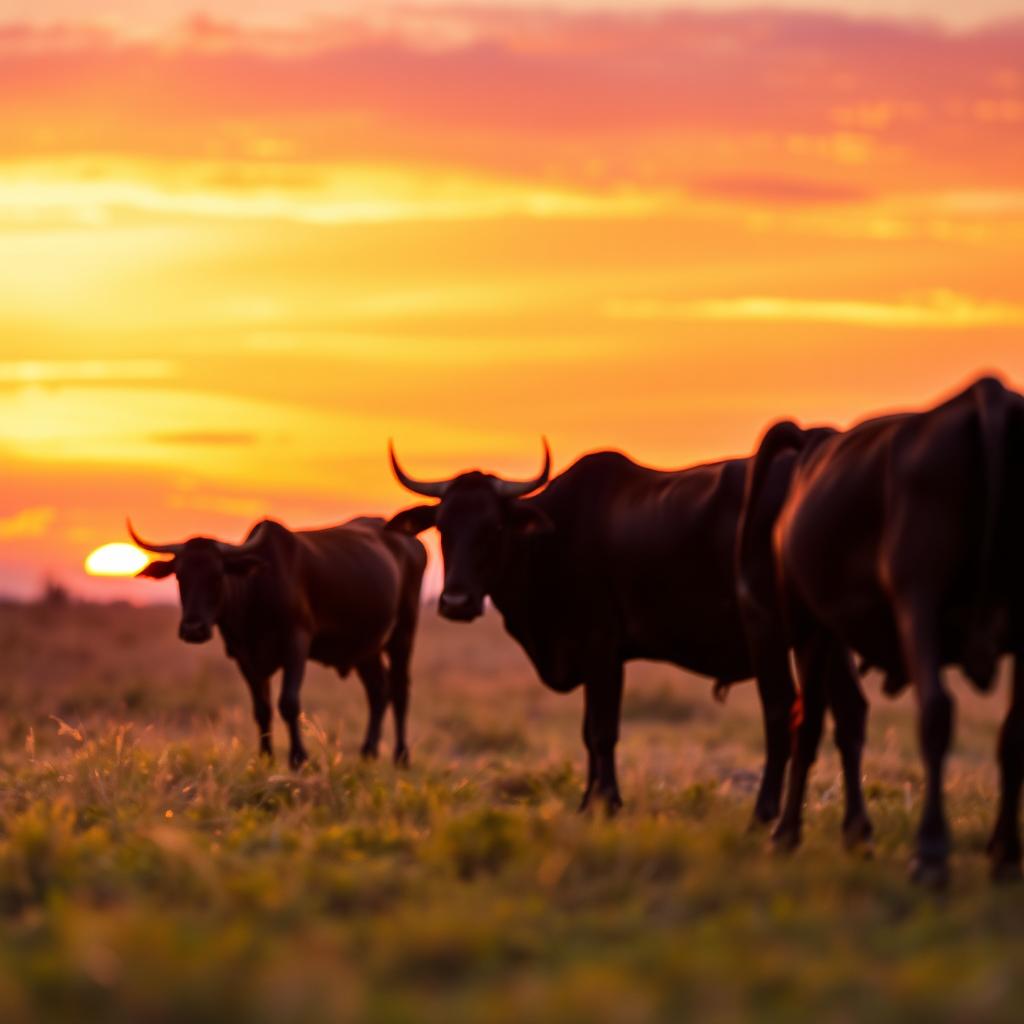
top-left (609, 291), bottom-right (1024, 329)
top-left (1, 11), bottom-right (1022, 197)
top-left (0, 506), bottom-right (55, 540)
top-left (0, 359), bottom-right (177, 384)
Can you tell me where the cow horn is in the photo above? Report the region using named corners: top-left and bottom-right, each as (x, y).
top-left (126, 519), bottom-right (184, 556)
top-left (492, 438), bottom-right (551, 499)
top-left (214, 523), bottom-right (267, 557)
top-left (389, 441), bottom-right (453, 499)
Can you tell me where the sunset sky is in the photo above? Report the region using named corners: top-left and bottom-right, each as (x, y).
top-left (2, 1), bottom-right (1023, 598)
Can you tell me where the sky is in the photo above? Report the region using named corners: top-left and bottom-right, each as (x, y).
top-left (1, 1), bottom-right (1024, 598)
top-left (6, 1), bottom-right (1024, 31)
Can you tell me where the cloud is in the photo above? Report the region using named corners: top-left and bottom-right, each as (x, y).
top-left (690, 176), bottom-right (872, 206)
top-left (0, 160), bottom-right (669, 226)
top-left (150, 431), bottom-right (259, 446)
top-left (7, 2), bottom-right (1024, 36)
top-left (0, 505), bottom-right (55, 539)
top-left (0, 9), bottom-right (1022, 201)
top-left (0, 360), bottom-right (177, 385)
top-left (608, 291), bottom-right (1024, 329)
top-left (0, 382), bottom-right (508, 498)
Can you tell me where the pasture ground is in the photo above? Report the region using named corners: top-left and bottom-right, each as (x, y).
top-left (1, 600), bottom-right (1023, 1023)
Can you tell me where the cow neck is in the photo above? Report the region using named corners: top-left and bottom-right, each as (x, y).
top-left (215, 523), bottom-right (285, 647)
top-left (214, 574), bottom-right (252, 648)
top-left (487, 501), bottom-right (557, 673)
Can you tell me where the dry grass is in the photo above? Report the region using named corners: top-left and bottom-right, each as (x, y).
top-left (1, 601), bottom-right (1023, 1023)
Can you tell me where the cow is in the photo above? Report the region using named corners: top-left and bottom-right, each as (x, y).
top-left (736, 420), bottom-right (875, 854)
top-left (742, 376), bottom-right (1024, 885)
top-left (129, 516), bottom-right (427, 768)
top-left (386, 441), bottom-right (801, 821)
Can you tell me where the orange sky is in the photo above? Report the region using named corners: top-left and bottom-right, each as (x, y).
top-left (1, 3), bottom-right (1023, 599)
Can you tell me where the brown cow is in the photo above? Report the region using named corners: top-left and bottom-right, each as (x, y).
top-left (742, 376), bottom-right (1024, 885)
top-left (131, 516), bottom-right (426, 767)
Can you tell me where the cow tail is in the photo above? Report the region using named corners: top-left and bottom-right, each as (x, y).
top-left (735, 420), bottom-right (808, 619)
top-left (965, 376), bottom-right (1011, 687)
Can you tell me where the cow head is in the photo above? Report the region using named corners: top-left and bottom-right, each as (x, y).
top-left (387, 441), bottom-right (553, 621)
top-left (128, 522), bottom-right (266, 643)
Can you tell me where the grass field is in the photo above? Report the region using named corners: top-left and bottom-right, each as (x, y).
top-left (2, 599), bottom-right (1024, 1023)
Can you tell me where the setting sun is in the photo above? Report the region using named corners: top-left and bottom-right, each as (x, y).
top-left (84, 542), bottom-right (151, 577)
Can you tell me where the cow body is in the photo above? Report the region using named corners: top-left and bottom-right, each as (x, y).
top-left (390, 448), bottom-right (798, 819)
top-left (491, 452), bottom-right (754, 688)
top-left (137, 517), bottom-right (427, 767)
top-left (755, 377), bottom-right (1024, 883)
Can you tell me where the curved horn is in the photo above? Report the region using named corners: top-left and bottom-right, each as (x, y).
top-left (213, 527), bottom-right (265, 557)
top-left (126, 519), bottom-right (184, 556)
top-left (492, 438), bottom-right (552, 499)
top-left (389, 440), bottom-right (453, 499)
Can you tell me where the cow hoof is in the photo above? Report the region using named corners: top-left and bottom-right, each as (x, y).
top-left (289, 751), bottom-right (309, 771)
top-left (842, 814), bottom-right (874, 852)
top-left (360, 745), bottom-right (379, 761)
top-left (771, 822), bottom-right (801, 853)
top-left (394, 747), bottom-right (411, 768)
top-left (990, 857), bottom-right (1023, 884)
top-left (579, 788), bottom-right (621, 816)
top-left (909, 856), bottom-right (949, 890)
top-left (749, 805), bottom-right (779, 831)
top-left (603, 794), bottom-right (624, 817)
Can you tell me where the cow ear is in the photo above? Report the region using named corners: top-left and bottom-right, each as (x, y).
top-left (387, 504), bottom-right (437, 535)
top-left (224, 554), bottom-right (265, 576)
top-left (505, 501), bottom-right (554, 535)
top-left (137, 559), bottom-right (176, 579)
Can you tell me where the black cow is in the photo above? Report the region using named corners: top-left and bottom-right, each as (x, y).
top-left (387, 442), bottom-right (800, 820)
top-left (736, 420), bottom-right (875, 854)
top-left (130, 517), bottom-right (426, 767)
top-left (744, 376), bottom-right (1024, 885)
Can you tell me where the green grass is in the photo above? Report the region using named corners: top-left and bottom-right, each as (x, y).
top-left (1, 602), bottom-right (1023, 1023)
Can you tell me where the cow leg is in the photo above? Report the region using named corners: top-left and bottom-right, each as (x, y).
top-left (580, 714), bottom-right (598, 810)
top-left (242, 667), bottom-right (273, 760)
top-left (988, 657), bottom-right (1024, 882)
top-left (772, 636), bottom-right (829, 851)
top-left (898, 606), bottom-right (954, 887)
top-left (751, 642), bottom-right (797, 826)
top-left (355, 656), bottom-right (390, 760)
top-left (387, 635), bottom-right (413, 767)
top-left (579, 667), bottom-right (624, 814)
top-left (827, 649), bottom-right (873, 849)
top-left (279, 634), bottom-right (311, 770)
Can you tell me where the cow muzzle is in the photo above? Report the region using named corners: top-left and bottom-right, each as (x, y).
top-left (438, 590), bottom-right (483, 622)
top-left (179, 619), bottom-right (213, 644)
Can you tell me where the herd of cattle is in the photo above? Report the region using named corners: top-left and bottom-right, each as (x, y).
top-left (128, 374), bottom-right (1024, 887)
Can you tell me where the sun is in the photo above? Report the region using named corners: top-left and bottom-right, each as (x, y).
top-left (84, 542), bottom-right (151, 577)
